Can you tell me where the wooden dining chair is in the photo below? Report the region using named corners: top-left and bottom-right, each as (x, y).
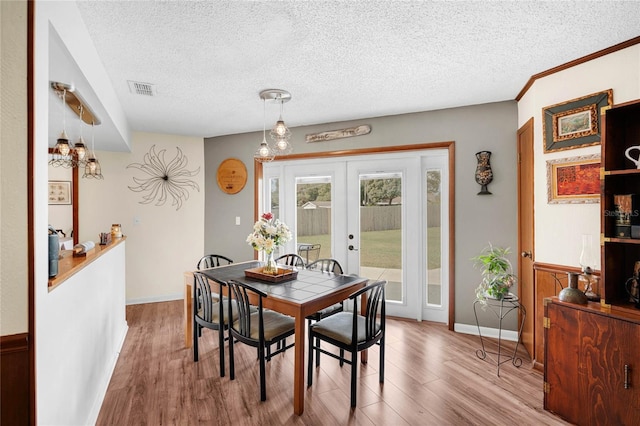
top-left (227, 279), bottom-right (296, 401)
top-left (196, 254), bottom-right (233, 270)
top-left (307, 280), bottom-right (386, 407)
top-left (275, 253), bottom-right (306, 268)
top-left (192, 271), bottom-right (239, 377)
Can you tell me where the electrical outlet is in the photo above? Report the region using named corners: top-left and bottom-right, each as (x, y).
top-left (235, 216), bottom-right (241, 225)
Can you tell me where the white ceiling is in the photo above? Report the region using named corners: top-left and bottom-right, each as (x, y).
top-left (68, 0), bottom-right (640, 143)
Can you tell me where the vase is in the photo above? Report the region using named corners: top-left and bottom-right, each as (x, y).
top-left (558, 272), bottom-right (588, 304)
top-left (263, 251), bottom-right (278, 275)
top-left (475, 151), bottom-right (493, 195)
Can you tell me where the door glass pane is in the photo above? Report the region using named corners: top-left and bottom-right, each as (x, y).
top-left (269, 177), bottom-right (279, 219)
top-left (360, 173), bottom-right (403, 303)
top-left (296, 176), bottom-right (332, 262)
top-left (426, 170), bottom-right (442, 306)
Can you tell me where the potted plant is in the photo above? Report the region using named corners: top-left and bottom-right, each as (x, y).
top-left (472, 243), bottom-right (517, 302)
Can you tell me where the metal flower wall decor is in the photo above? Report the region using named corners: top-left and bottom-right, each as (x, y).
top-left (127, 145), bottom-right (200, 210)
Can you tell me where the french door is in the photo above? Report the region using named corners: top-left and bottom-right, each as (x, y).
top-left (262, 150), bottom-right (449, 322)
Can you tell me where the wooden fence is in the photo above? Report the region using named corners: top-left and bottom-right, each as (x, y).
top-left (295, 204), bottom-right (440, 236)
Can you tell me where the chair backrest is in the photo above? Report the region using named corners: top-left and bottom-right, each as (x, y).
top-left (197, 254), bottom-right (233, 270)
top-left (298, 243), bottom-right (321, 264)
top-left (193, 271), bottom-right (222, 324)
top-left (227, 280), bottom-right (267, 342)
top-left (306, 258), bottom-right (343, 274)
top-left (276, 253), bottom-right (306, 268)
top-left (350, 280), bottom-right (386, 342)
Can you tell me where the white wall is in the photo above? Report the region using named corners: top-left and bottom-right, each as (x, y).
top-left (0, 0), bottom-right (29, 336)
top-left (38, 243), bottom-right (127, 425)
top-left (518, 45), bottom-right (640, 269)
top-left (80, 132), bottom-right (205, 303)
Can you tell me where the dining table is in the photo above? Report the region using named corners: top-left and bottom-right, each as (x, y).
top-left (183, 260), bottom-right (368, 415)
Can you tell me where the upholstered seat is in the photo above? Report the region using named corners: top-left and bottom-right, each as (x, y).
top-left (308, 280), bottom-right (386, 408)
top-left (227, 279), bottom-right (295, 401)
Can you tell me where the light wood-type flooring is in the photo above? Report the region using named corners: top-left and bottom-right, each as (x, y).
top-left (97, 301), bottom-right (569, 425)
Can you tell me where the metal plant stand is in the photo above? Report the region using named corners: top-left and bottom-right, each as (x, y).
top-left (473, 293), bottom-right (526, 376)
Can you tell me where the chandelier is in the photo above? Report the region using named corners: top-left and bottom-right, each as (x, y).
top-left (254, 89), bottom-right (292, 163)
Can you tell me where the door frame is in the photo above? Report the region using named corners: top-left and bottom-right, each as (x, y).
top-left (253, 142), bottom-right (457, 329)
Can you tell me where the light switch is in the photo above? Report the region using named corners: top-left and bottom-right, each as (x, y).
top-left (235, 216), bottom-right (241, 225)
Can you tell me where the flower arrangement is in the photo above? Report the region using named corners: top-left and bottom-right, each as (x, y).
top-left (246, 212), bottom-right (292, 254)
top-left (472, 243), bottom-right (517, 302)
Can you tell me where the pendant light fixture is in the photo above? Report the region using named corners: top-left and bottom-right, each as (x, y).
top-left (254, 96), bottom-right (275, 163)
top-left (49, 81), bottom-right (102, 172)
top-left (254, 89), bottom-right (292, 162)
top-left (73, 105), bottom-right (88, 167)
top-left (49, 87), bottom-right (73, 168)
top-left (83, 122), bottom-right (103, 179)
top-left (269, 92), bottom-right (292, 155)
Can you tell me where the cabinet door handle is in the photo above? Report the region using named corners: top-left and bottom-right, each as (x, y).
top-left (624, 364), bottom-right (630, 389)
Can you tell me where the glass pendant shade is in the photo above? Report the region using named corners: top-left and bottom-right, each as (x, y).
top-left (254, 137), bottom-right (275, 163)
top-left (49, 131), bottom-right (74, 168)
top-left (83, 157), bottom-right (103, 179)
top-left (82, 122), bottom-right (103, 179)
top-left (74, 137), bottom-right (87, 163)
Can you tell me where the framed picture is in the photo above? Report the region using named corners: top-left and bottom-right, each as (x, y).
top-left (547, 154), bottom-right (600, 204)
top-left (542, 89), bottom-right (613, 153)
top-left (48, 181), bottom-right (71, 205)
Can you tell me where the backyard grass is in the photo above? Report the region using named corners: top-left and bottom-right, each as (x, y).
top-left (298, 227), bottom-right (441, 269)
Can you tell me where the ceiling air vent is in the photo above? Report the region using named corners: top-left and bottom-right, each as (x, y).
top-left (128, 80), bottom-right (156, 96)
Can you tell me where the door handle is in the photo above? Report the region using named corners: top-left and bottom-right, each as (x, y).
top-left (521, 251), bottom-right (532, 259)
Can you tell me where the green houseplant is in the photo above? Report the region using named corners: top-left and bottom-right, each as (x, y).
top-left (472, 243), bottom-right (517, 302)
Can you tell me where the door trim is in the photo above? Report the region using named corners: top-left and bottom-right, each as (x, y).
top-left (254, 141), bottom-right (456, 330)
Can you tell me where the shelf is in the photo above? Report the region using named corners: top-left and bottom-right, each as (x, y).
top-left (604, 169), bottom-right (640, 176)
top-left (604, 237), bottom-right (640, 244)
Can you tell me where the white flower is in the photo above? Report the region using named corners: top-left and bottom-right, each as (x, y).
top-left (247, 212), bottom-right (291, 253)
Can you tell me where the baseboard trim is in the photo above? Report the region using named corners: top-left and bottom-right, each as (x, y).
top-left (126, 293), bottom-right (183, 305)
top-left (454, 322), bottom-right (519, 342)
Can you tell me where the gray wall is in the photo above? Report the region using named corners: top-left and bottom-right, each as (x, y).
top-left (204, 100), bottom-right (518, 327)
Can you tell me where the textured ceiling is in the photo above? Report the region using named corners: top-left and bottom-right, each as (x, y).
top-left (73, 0), bottom-right (640, 141)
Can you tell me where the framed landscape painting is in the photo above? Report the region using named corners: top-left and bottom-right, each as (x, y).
top-left (542, 89), bottom-right (613, 153)
top-left (547, 154), bottom-right (600, 204)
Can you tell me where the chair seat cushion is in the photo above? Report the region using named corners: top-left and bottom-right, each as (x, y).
top-left (198, 300), bottom-right (256, 324)
top-left (311, 312), bottom-right (380, 345)
top-left (236, 311), bottom-right (295, 341)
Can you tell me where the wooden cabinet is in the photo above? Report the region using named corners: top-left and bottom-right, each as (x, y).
top-left (545, 100), bottom-right (640, 424)
top-left (545, 299), bottom-right (640, 425)
top-left (601, 99), bottom-right (640, 308)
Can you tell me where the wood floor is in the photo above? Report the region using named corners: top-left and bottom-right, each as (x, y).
top-left (97, 301), bottom-right (569, 425)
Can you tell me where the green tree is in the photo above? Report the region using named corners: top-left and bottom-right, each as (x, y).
top-left (362, 178), bottom-right (401, 205)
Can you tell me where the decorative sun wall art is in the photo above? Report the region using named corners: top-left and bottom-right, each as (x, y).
top-left (127, 145), bottom-right (200, 210)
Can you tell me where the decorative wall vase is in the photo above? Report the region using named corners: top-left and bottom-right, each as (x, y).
top-left (475, 151), bottom-right (493, 195)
